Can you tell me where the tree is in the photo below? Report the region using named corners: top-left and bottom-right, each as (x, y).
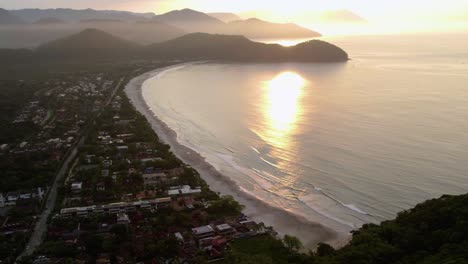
top-left (316, 243), bottom-right (335, 257)
top-left (207, 195), bottom-right (245, 217)
top-left (283, 235), bottom-right (303, 252)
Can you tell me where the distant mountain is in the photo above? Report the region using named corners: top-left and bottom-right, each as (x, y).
top-left (226, 18), bottom-right (321, 38)
top-left (154, 9), bottom-right (321, 39)
top-left (36, 28), bottom-right (140, 58)
top-left (153, 8), bottom-right (225, 33)
top-left (145, 32), bottom-right (347, 62)
top-left (316, 9), bottom-right (367, 23)
top-left (99, 21), bottom-right (185, 45)
top-left (10, 8), bottom-right (155, 23)
top-left (80, 19), bottom-right (122, 24)
top-left (208, 13), bottom-right (241, 22)
top-left (0, 8), bottom-right (24, 25)
top-left (33, 17), bottom-right (65, 25)
top-left (0, 20), bottom-right (185, 48)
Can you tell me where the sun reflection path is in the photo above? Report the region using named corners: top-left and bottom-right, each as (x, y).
top-left (261, 71), bottom-right (306, 150)
top-left (252, 71), bottom-right (307, 195)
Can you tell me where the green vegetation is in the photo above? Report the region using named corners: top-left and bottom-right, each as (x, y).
top-left (224, 234), bottom-right (310, 264)
top-left (225, 194), bottom-right (468, 264)
top-left (313, 194), bottom-right (468, 264)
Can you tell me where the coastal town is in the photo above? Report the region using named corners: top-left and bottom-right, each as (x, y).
top-left (0, 63), bottom-right (295, 264)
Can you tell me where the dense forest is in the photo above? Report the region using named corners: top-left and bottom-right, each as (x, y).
top-left (224, 193), bottom-right (468, 264)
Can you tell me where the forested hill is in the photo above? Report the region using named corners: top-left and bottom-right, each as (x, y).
top-left (226, 193), bottom-right (468, 263)
top-left (314, 193), bottom-right (468, 264)
top-left (3, 29), bottom-right (348, 62)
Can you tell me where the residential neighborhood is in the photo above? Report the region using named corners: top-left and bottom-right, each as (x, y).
top-left (0, 65), bottom-right (279, 264)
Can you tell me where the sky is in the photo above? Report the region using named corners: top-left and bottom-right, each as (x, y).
top-left (3, 0), bottom-right (468, 34)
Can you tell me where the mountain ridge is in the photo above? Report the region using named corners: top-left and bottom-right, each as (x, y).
top-left (0, 8), bottom-right (24, 24)
top-left (34, 29), bottom-right (347, 62)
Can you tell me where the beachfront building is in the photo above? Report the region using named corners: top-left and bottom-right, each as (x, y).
top-left (168, 185), bottom-right (202, 196)
top-left (192, 225), bottom-right (215, 239)
top-left (215, 224), bottom-right (235, 237)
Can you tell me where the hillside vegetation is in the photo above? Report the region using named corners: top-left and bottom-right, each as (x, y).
top-left (224, 194), bottom-right (468, 264)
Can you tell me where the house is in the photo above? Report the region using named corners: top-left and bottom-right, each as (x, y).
top-left (116, 145), bottom-right (128, 151)
top-left (96, 182), bottom-right (105, 191)
top-left (155, 197), bottom-right (172, 208)
top-left (116, 213), bottom-right (131, 225)
top-left (102, 160), bottom-right (113, 168)
top-left (143, 173), bottom-right (167, 187)
top-left (168, 185), bottom-right (202, 196)
top-left (0, 144), bottom-right (8, 151)
top-left (175, 232), bottom-right (184, 243)
top-left (6, 192), bottom-right (19, 206)
top-left (71, 182), bottom-right (83, 194)
top-left (215, 224), bottom-right (235, 237)
top-left (192, 225), bottom-right (215, 239)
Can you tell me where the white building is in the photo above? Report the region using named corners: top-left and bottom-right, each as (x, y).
top-left (116, 213), bottom-right (131, 225)
top-left (71, 182), bottom-right (83, 194)
top-left (168, 185), bottom-right (202, 196)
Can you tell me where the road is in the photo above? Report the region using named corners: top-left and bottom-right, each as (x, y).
top-left (16, 77), bottom-right (124, 261)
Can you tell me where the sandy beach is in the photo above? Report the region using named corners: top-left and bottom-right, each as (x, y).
top-left (124, 63), bottom-right (350, 249)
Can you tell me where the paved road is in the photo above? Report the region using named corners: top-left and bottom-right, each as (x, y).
top-left (16, 77), bottom-right (124, 261)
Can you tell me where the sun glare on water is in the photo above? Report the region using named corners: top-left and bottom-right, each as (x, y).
top-left (260, 71), bottom-right (306, 149)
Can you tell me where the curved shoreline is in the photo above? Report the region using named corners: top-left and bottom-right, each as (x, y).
top-left (124, 63), bottom-right (350, 249)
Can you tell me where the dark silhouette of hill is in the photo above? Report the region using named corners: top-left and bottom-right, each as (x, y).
top-left (145, 33), bottom-right (347, 62)
top-left (0, 8), bottom-right (24, 25)
top-left (10, 8), bottom-right (155, 23)
top-left (33, 17), bottom-right (66, 25)
top-left (227, 18), bottom-right (321, 38)
top-left (36, 28), bottom-right (141, 59)
top-left (5, 29), bottom-right (347, 62)
top-left (208, 13), bottom-right (241, 22)
top-left (313, 194), bottom-right (468, 263)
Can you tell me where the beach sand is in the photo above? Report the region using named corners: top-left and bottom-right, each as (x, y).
top-left (124, 63), bottom-right (351, 249)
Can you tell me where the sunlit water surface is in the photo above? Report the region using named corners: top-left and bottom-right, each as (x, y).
top-left (143, 34), bottom-right (468, 231)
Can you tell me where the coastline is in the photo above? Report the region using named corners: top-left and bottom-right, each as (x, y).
top-left (124, 62), bottom-right (350, 249)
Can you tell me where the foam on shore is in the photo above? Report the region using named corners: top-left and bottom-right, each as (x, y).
top-left (124, 63), bottom-right (351, 249)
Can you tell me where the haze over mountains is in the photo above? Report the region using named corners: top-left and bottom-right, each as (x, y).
top-left (208, 13), bottom-right (242, 23)
top-left (0, 8), bottom-right (320, 48)
top-left (9, 8), bottom-right (154, 23)
top-left (316, 9), bottom-right (367, 23)
top-left (0, 8), bottom-right (24, 24)
top-left (152, 9), bottom-right (321, 38)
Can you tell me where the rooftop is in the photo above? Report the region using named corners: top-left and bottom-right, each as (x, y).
top-left (192, 225), bottom-right (214, 235)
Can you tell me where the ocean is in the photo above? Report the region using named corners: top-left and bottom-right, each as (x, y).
top-left (141, 33), bottom-right (468, 235)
